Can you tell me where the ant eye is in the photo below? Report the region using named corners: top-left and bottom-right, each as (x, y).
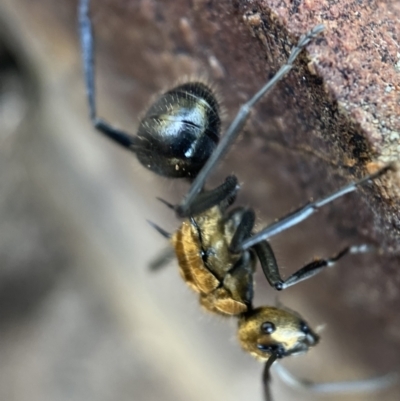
top-left (261, 321), bottom-right (276, 334)
top-left (299, 320), bottom-right (310, 334)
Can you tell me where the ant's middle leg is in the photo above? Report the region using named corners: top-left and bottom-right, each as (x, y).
top-left (255, 242), bottom-right (373, 290)
top-left (239, 164), bottom-right (392, 251)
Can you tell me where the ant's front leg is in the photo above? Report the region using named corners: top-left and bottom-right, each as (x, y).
top-left (255, 242), bottom-right (373, 290)
top-left (228, 208), bottom-right (256, 254)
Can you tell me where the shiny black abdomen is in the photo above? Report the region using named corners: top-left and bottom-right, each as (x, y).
top-left (135, 82), bottom-right (220, 178)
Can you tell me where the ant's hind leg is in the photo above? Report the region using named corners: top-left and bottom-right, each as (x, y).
top-left (176, 24), bottom-right (325, 217)
top-left (255, 242), bottom-right (373, 290)
top-left (159, 175), bottom-right (239, 217)
top-left (79, 0), bottom-right (138, 150)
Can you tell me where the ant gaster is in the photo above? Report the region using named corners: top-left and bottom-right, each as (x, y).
top-left (79, 1), bottom-right (394, 400)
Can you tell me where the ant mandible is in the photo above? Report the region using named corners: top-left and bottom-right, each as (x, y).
top-left (79, 1), bottom-right (394, 400)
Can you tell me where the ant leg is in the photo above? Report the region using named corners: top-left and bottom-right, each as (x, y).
top-left (279, 245), bottom-right (372, 289)
top-left (262, 354), bottom-right (278, 401)
top-left (273, 362), bottom-right (398, 394)
top-left (183, 176), bottom-right (239, 216)
top-left (221, 251), bottom-right (255, 310)
top-left (239, 164), bottom-right (392, 251)
top-left (79, 0), bottom-right (138, 150)
top-left (176, 24), bottom-right (325, 217)
top-left (256, 243), bottom-right (372, 290)
top-left (160, 176), bottom-right (239, 217)
top-left (149, 246), bottom-right (176, 271)
top-left (229, 209), bottom-right (256, 253)
top-left (253, 241), bottom-right (280, 288)
top-left (147, 220), bottom-right (172, 239)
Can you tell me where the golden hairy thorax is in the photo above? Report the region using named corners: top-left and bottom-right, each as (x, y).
top-left (171, 206), bottom-right (255, 316)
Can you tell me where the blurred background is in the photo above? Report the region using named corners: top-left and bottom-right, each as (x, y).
top-left (0, 1), bottom-right (399, 401)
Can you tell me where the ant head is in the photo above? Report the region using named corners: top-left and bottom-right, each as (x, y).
top-left (135, 82), bottom-right (221, 179)
top-left (238, 306), bottom-right (319, 361)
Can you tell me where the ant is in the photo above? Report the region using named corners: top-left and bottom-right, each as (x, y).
top-left (79, 1), bottom-right (395, 400)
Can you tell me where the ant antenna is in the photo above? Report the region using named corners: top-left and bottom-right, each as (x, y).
top-left (263, 353), bottom-right (278, 401)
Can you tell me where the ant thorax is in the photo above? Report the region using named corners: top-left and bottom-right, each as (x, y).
top-left (171, 205), bottom-right (256, 316)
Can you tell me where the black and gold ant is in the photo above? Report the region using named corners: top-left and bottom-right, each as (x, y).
top-left (79, 1), bottom-right (395, 399)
